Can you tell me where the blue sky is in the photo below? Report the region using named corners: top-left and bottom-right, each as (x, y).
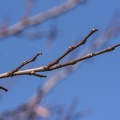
top-left (0, 0), bottom-right (120, 120)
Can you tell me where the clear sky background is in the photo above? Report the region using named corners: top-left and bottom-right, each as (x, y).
top-left (0, 0), bottom-right (120, 120)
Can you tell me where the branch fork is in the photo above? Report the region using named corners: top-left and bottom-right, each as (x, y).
top-left (0, 28), bottom-right (120, 91)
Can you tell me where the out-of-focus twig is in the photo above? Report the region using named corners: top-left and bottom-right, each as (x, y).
top-left (46, 23), bottom-right (58, 48)
top-left (34, 105), bottom-right (51, 118)
top-left (64, 99), bottom-right (78, 120)
top-left (0, 0), bottom-right (87, 39)
top-left (16, 30), bottom-right (44, 40)
top-left (23, 0), bottom-right (36, 18)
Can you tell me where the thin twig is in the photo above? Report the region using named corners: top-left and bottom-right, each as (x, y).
top-left (0, 0), bottom-right (86, 38)
top-left (7, 52), bottom-right (42, 77)
top-left (30, 71), bottom-right (47, 78)
top-left (50, 43), bottom-right (120, 70)
top-left (0, 86), bottom-right (8, 92)
top-left (0, 32), bottom-right (119, 79)
top-left (46, 28), bottom-right (98, 68)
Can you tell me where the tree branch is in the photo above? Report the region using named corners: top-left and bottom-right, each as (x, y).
top-left (7, 52), bottom-right (42, 77)
top-left (0, 86), bottom-right (8, 92)
top-left (50, 43), bottom-right (120, 70)
top-left (46, 28), bottom-right (98, 69)
top-left (0, 0), bottom-right (87, 39)
top-left (0, 29), bottom-right (119, 80)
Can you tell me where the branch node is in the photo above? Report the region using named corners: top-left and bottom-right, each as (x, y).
top-left (38, 52), bottom-right (42, 55)
top-left (30, 71), bottom-right (35, 75)
top-left (23, 60), bottom-right (28, 64)
top-left (69, 46), bottom-right (75, 50)
top-left (43, 66), bottom-right (49, 70)
top-left (108, 46), bottom-right (115, 51)
top-left (7, 71), bottom-right (14, 77)
top-left (89, 53), bottom-right (95, 57)
top-left (22, 18), bottom-right (30, 26)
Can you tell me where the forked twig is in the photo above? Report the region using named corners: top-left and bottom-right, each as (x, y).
top-left (50, 43), bottom-right (120, 70)
top-left (0, 28), bottom-right (120, 80)
top-left (46, 28), bottom-right (98, 68)
top-left (7, 52), bottom-right (42, 77)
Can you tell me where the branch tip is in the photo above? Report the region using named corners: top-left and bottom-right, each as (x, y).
top-left (92, 28), bottom-right (98, 32)
top-left (38, 52), bottom-right (42, 55)
top-left (0, 86), bottom-right (8, 92)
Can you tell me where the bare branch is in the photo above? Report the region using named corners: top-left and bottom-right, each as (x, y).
top-left (7, 52), bottom-right (42, 77)
top-left (1, 1), bottom-right (119, 119)
top-left (50, 43), bottom-right (120, 70)
top-left (46, 28), bottom-right (98, 68)
top-left (0, 86), bottom-right (8, 92)
top-left (0, 29), bottom-right (119, 80)
top-left (0, 0), bottom-right (87, 39)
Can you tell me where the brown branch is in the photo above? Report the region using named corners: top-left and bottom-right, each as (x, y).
top-left (7, 52), bottom-right (42, 77)
top-left (50, 43), bottom-right (120, 70)
top-left (0, 0), bottom-right (87, 39)
top-left (0, 29), bottom-right (120, 80)
top-left (0, 86), bottom-right (8, 92)
top-left (1, 42), bottom-right (120, 117)
top-left (46, 28), bottom-right (98, 68)
top-left (0, 28), bottom-right (96, 79)
top-left (1, 1), bottom-right (120, 119)
top-left (30, 71), bottom-right (47, 78)
top-left (2, 25), bottom-right (119, 114)
top-left (2, 18), bottom-right (120, 118)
